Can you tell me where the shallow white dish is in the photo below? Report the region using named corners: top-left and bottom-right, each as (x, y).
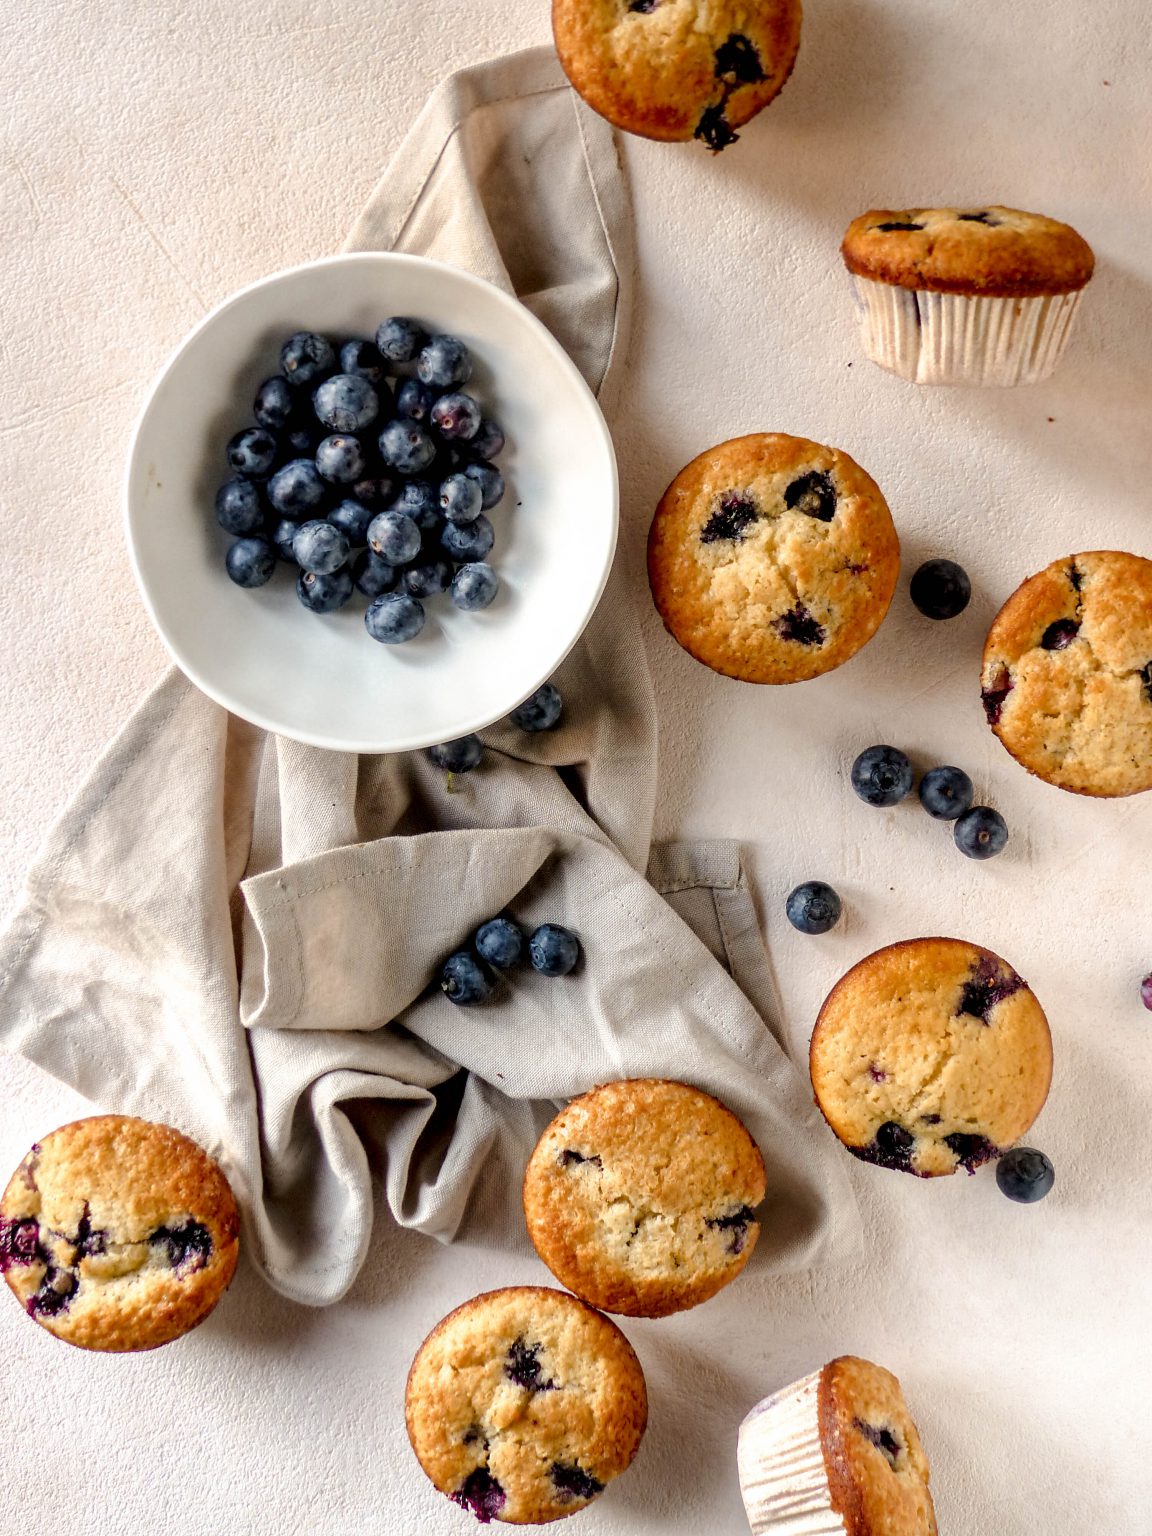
top-left (125, 253), bottom-right (618, 753)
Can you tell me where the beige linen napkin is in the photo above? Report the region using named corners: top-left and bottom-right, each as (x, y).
top-left (0, 47), bottom-right (858, 1305)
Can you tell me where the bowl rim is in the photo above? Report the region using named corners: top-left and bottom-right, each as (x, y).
top-left (123, 250), bottom-right (620, 754)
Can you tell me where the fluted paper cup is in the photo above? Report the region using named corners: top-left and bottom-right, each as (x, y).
top-left (737, 1370), bottom-right (847, 1535)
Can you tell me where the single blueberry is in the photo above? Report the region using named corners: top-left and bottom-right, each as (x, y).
top-left (253, 375), bottom-right (297, 431)
top-left (378, 418), bottom-right (437, 475)
top-left (271, 517), bottom-right (301, 563)
top-left (475, 916), bottom-right (524, 969)
top-left (376, 316), bottom-right (427, 364)
top-left (149, 1220), bottom-right (213, 1274)
top-left (528, 923), bottom-right (580, 977)
top-left (451, 562), bottom-right (500, 611)
top-left (695, 103), bottom-right (738, 151)
top-left (467, 418), bottom-right (505, 461)
top-left (226, 427), bottom-right (278, 479)
top-left (292, 520), bottom-right (349, 576)
top-left (352, 549), bottom-right (397, 598)
top-left (462, 461), bottom-right (505, 511)
top-left (701, 491), bottom-right (758, 544)
top-left (996, 1147), bottom-right (1055, 1203)
top-left (550, 1464), bottom-right (604, 1503)
top-left (441, 514), bottom-right (494, 564)
top-left (328, 498), bottom-right (375, 545)
top-left (349, 476), bottom-right (395, 511)
top-left (1041, 618), bottom-right (1080, 650)
top-left (215, 479), bottom-right (265, 535)
top-left (918, 765), bottom-right (974, 821)
top-left (367, 510), bottom-right (421, 565)
top-left (395, 376), bottom-right (438, 423)
top-left (313, 374), bottom-right (379, 435)
top-left (267, 458), bottom-right (327, 519)
top-left (510, 683), bottom-right (563, 733)
top-left (440, 472), bottom-right (484, 524)
top-left (784, 470), bottom-right (837, 522)
top-left (225, 537), bottom-right (276, 588)
top-left (954, 806), bottom-right (1008, 860)
top-left (339, 337), bottom-right (386, 383)
top-left (315, 434), bottom-right (367, 485)
top-left (417, 334), bottom-right (473, 388)
top-left (297, 567), bottom-right (353, 613)
top-left (440, 950), bottom-right (495, 1006)
top-left (851, 745), bottom-right (913, 808)
top-left (403, 559), bottom-right (454, 599)
top-left (910, 558), bottom-right (972, 620)
top-left (431, 391), bottom-right (482, 441)
top-left (774, 605), bottom-right (826, 646)
top-left (451, 1469), bottom-right (506, 1523)
top-left (390, 479), bottom-right (440, 528)
top-left (785, 881), bottom-right (842, 935)
top-left (280, 330), bottom-right (335, 388)
top-left (364, 592), bottom-right (425, 644)
top-left (428, 735), bottom-right (483, 773)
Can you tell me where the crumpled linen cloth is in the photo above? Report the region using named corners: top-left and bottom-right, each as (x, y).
top-left (0, 46), bottom-right (858, 1305)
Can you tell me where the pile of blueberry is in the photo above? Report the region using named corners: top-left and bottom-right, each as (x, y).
top-left (213, 320), bottom-right (507, 643)
top-left (440, 916), bottom-right (582, 1006)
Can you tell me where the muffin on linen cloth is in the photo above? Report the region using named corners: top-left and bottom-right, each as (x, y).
top-left (809, 939), bottom-right (1052, 1177)
top-left (738, 1355), bottom-right (938, 1535)
top-left (841, 205), bottom-right (1094, 386)
top-left (552, 0), bottom-right (802, 151)
top-left (405, 1286), bottom-right (647, 1524)
top-left (0, 1115), bottom-right (240, 1351)
top-left (647, 433), bottom-right (900, 684)
top-left (981, 550), bottom-right (1152, 797)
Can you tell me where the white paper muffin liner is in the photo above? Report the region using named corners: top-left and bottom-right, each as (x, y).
top-left (850, 275), bottom-right (1085, 386)
top-left (737, 1369), bottom-right (847, 1535)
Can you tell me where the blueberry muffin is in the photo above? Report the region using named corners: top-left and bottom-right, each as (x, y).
top-left (405, 1286), bottom-right (647, 1525)
top-left (809, 939), bottom-right (1052, 1177)
top-left (842, 205), bottom-right (1094, 385)
top-left (738, 1356), bottom-right (938, 1535)
top-left (981, 551), bottom-right (1152, 797)
top-left (522, 1078), bottom-right (766, 1317)
top-left (0, 1116), bottom-right (240, 1351)
top-left (647, 434), bottom-right (900, 684)
top-left (552, 0), bottom-right (802, 151)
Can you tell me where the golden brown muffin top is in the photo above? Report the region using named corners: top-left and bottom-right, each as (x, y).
top-left (819, 1356), bottom-right (939, 1535)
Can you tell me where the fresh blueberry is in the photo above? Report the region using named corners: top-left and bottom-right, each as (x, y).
top-left (467, 418), bottom-right (505, 461)
top-left (395, 376), bottom-right (438, 423)
top-left (995, 1147), bottom-right (1055, 1203)
top-left (851, 745), bottom-right (913, 808)
top-left (327, 498), bottom-right (375, 545)
top-left (313, 374), bottom-right (379, 434)
top-left (292, 520), bottom-right (349, 575)
top-left (528, 923), bottom-right (580, 977)
top-left (253, 375), bottom-right (297, 431)
top-left (364, 592), bottom-right (425, 643)
top-left (417, 334), bottom-right (472, 389)
top-left (271, 518), bottom-right (301, 563)
top-left (441, 514), bottom-right (494, 563)
top-left (378, 418), bottom-right (437, 475)
top-left (462, 461), bottom-right (505, 510)
top-left (352, 549), bottom-right (397, 598)
top-left (376, 316), bottom-right (427, 364)
top-left (1141, 974), bottom-right (1152, 1012)
top-left (367, 510), bottom-right (421, 565)
top-left (510, 683), bottom-right (562, 732)
top-left (349, 476), bottom-right (395, 511)
top-left (427, 735), bottom-right (483, 773)
top-left (315, 434), bottom-right (367, 484)
top-left (919, 765), bottom-right (974, 820)
top-left (439, 950), bottom-right (495, 1006)
top-left (215, 479), bottom-right (264, 535)
top-left (297, 567), bottom-right (353, 613)
top-left (403, 558), bottom-right (454, 598)
top-left (339, 338), bottom-right (386, 383)
top-left (431, 391), bottom-right (481, 441)
top-left (910, 559), bottom-right (971, 620)
top-left (954, 806), bottom-right (1008, 860)
top-left (226, 427), bottom-right (278, 479)
top-left (267, 459), bottom-right (327, 519)
top-left (440, 472), bottom-right (483, 524)
top-left (451, 562), bottom-right (499, 611)
top-left (390, 479), bottom-right (440, 528)
top-left (475, 916), bottom-right (524, 969)
top-left (785, 881), bottom-right (842, 935)
top-left (280, 331), bottom-right (335, 388)
top-left (225, 537), bottom-right (276, 588)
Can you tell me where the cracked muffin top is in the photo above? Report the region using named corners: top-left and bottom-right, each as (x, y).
top-left (818, 1357), bottom-right (938, 1535)
top-left (552, 0), bottom-right (802, 151)
top-left (405, 1286), bottom-right (647, 1525)
top-left (522, 1078), bottom-right (766, 1317)
top-left (647, 433), bottom-right (900, 684)
top-left (981, 551), bottom-right (1152, 797)
top-left (810, 939), bottom-right (1052, 1179)
top-left (842, 206), bottom-right (1094, 296)
top-left (0, 1115), bottom-right (240, 1352)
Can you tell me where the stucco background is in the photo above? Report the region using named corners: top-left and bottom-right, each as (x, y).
top-left (2, 0), bottom-right (1151, 1530)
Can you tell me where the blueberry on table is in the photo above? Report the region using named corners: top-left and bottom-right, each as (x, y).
top-left (390, 479), bottom-right (440, 527)
top-left (918, 765), bottom-right (974, 821)
top-left (378, 418), bottom-right (437, 475)
top-left (367, 510), bottom-right (421, 565)
top-left (954, 806), bottom-right (1008, 859)
top-left (475, 916), bottom-right (524, 969)
top-left (267, 459), bottom-right (327, 519)
top-left (376, 315), bottom-right (427, 364)
top-left (1141, 974), bottom-right (1152, 1012)
top-left (451, 562), bottom-right (499, 611)
top-left (296, 567), bottom-right (353, 613)
top-left (313, 374), bottom-right (380, 434)
top-left (995, 1147), bottom-right (1055, 1203)
top-left (441, 513), bottom-right (494, 564)
top-left (339, 338), bottom-right (386, 383)
top-left (528, 923), bottom-right (581, 977)
top-left (440, 950), bottom-right (495, 1006)
top-left (225, 537), bottom-right (276, 588)
top-left (395, 377), bottom-right (438, 423)
top-left (253, 375), bottom-right (297, 431)
top-left (292, 520), bottom-right (349, 576)
top-left (510, 683), bottom-right (563, 733)
top-left (280, 330), bottom-right (335, 388)
top-left (440, 472), bottom-right (483, 524)
top-left (427, 735), bottom-right (483, 774)
top-left (431, 391), bottom-right (482, 441)
top-left (352, 549), bottom-right (397, 598)
top-left (226, 427), bottom-right (278, 479)
top-left (785, 881), bottom-right (842, 935)
top-left (403, 559), bottom-right (454, 599)
top-left (417, 334), bottom-right (473, 389)
top-left (214, 478), bottom-right (265, 535)
top-left (462, 461), bottom-right (505, 511)
top-left (467, 418), bottom-right (505, 461)
top-left (328, 498), bottom-right (375, 545)
top-left (315, 434), bottom-right (367, 484)
top-left (364, 592), bottom-right (425, 644)
top-left (851, 745), bottom-right (913, 807)
top-left (270, 518), bottom-right (301, 563)
top-left (910, 559), bottom-right (971, 620)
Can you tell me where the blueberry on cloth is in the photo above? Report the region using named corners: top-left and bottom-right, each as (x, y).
top-left (427, 735), bottom-right (483, 774)
top-left (475, 917), bottom-right (524, 969)
top-left (528, 924), bottom-right (580, 977)
top-left (509, 683), bottom-right (562, 733)
top-left (440, 951), bottom-right (495, 1006)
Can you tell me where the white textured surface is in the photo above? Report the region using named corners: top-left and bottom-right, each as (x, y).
top-left (2, 1), bottom-right (1152, 1532)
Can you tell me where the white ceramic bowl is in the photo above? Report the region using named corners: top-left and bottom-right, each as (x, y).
top-left (125, 253), bottom-right (618, 752)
